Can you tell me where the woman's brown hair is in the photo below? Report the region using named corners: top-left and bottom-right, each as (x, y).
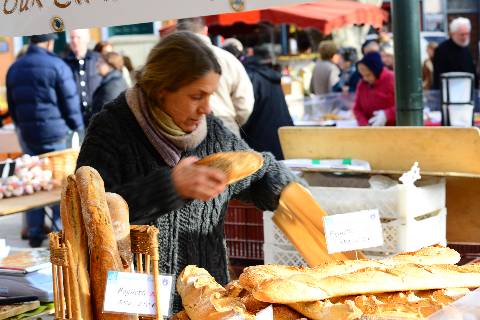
top-left (136, 31), bottom-right (222, 101)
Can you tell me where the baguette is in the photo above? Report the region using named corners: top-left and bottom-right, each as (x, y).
top-left (59, 175), bottom-right (92, 320)
top-left (196, 151), bottom-right (264, 184)
top-left (76, 166), bottom-right (137, 320)
top-left (253, 263), bottom-right (480, 304)
top-left (289, 288), bottom-right (470, 320)
top-left (171, 311), bottom-right (191, 320)
top-left (240, 246), bottom-right (461, 292)
top-left (106, 192), bottom-right (133, 270)
top-left (177, 265), bottom-right (255, 320)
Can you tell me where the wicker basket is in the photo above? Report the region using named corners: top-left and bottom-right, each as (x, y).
top-left (50, 225), bottom-right (162, 320)
top-left (39, 149), bottom-right (79, 182)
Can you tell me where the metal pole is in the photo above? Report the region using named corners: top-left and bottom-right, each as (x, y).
top-left (392, 0), bottom-right (424, 126)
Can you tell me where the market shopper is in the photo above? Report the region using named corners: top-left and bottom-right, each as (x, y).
top-left (176, 17), bottom-right (254, 136)
top-left (310, 40), bottom-right (340, 95)
top-left (76, 31), bottom-right (298, 312)
top-left (353, 51), bottom-right (396, 126)
top-left (433, 17), bottom-right (477, 89)
top-left (423, 42), bottom-right (438, 90)
top-left (6, 33), bottom-right (84, 247)
top-left (63, 29), bottom-right (102, 126)
top-left (87, 52), bottom-right (128, 123)
top-left (333, 47), bottom-right (360, 93)
top-left (223, 43), bottom-right (294, 160)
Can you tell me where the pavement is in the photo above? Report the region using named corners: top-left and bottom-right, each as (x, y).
top-left (0, 212), bottom-right (49, 250)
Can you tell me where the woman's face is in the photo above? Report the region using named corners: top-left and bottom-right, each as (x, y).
top-left (96, 58), bottom-right (111, 77)
top-left (358, 63), bottom-right (376, 85)
top-left (157, 71), bottom-right (220, 133)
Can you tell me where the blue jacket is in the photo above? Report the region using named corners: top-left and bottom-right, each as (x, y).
top-left (6, 45), bottom-right (84, 145)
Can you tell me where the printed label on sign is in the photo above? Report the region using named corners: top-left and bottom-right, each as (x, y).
top-left (323, 209), bottom-right (384, 254)
top-left (103, 271), bottom-right (173, 317)
top-left (256, 305), bottom-right (273, 320)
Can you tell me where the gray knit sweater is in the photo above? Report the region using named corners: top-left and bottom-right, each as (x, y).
top-left (77, 93), bottom-right (297, 313)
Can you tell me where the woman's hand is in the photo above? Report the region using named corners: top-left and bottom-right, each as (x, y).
top-left (172, 156), bottom-right (228, 201)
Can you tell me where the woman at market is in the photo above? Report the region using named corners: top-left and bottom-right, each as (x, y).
top-left (76, 31), bottom-right (298, 312)
top-left (353, 51), bottom-right (396, 126)
top-left (87, 52), bottom-right (128, 123)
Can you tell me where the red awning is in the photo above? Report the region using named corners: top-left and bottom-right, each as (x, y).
top-left (204, 0), bottom-right (388, 35)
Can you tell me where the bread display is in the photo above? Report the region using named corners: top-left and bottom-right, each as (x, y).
top-left (176, 246), bottom-right (479, 320)
top-left (106, 192), bottom-right (133, 270)
top-left (59, 175), bottom-right (93, 320)
top-left (195, 151), bottom-right (264, 184)
top-left (177, 265), bottom-right (255, 320)
top-left (75, 166), bottom-right (137, 320)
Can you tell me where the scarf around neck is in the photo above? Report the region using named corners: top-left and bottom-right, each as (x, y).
top-left (126, 86), bottom-right (207, 167)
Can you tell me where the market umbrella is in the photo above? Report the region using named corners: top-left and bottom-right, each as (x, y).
top-left (205, 0), bottom-right (388, 35)
top-left (0, 0), bottom-right (312, 37)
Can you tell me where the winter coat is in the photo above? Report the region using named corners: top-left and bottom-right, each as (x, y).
top-left (433, 39), bottom-right (477, 89)
top-left (6, 45), bottom-right (83, 145)
top-left (63, 49), bottom-right (102, 120)
top-left (353, 68), bottom-right (396, 126)
top-left (88, 70), bottom-right (128, 123)
top-left (76, 93), bottom-right (297, 312)
top-left (241, 57), bottom-right (294, 160)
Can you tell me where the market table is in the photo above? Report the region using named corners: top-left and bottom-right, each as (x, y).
top-left (0, 189), bottom-right (61, 216)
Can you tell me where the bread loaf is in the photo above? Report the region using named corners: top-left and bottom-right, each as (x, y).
top-left (289, 288), bottom-right (470, 320)
top-left (196, 151), bottom-right (264, 184)
top-left (59, 175), bottom-right (92, 320)
top-left (75, 166), bottom-right (137, 320)
top-left (171, 311), bottom-right (191, 320)
top-left (240, 246), bottom-right (461, 292)
top-left (106, 192), bottom-right (133, 270)
top-left (177, 265), bottom-right (255, 320)
top-left (253, 263), bottom-right (480, 304)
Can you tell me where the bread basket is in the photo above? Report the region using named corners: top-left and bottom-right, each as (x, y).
top-left (50, 226), bottom-right (162, 320)
top-left (39, 149), bottom-right (79, 183)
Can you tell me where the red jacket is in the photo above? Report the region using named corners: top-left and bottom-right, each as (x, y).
top-left (353, 68), bottom-right (396, 126)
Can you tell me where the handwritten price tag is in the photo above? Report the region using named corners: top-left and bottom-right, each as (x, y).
top-left (324, 209), bottom-right (384, 254)
top-left (103, 271), bottom-right (173, 317)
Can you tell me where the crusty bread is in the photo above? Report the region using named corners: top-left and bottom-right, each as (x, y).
top-left (289, 288), bottom-right (470, 320)
top-left (75, 166), bottom-right (136, 320)
top-left (106, 192), bottom-right (133, 270)
top-left (391, 245), bottom-right (460, 265)
top-left (59, 175), bottom-right (92, 320)
top-left (253, 263), bottom-right (480, 304)
top-left (195, 151), bottom-right (264, 184)
top-left (240, 246), bottom-right (462, 292)
top-left (177, 265), bottom-right (255, 320)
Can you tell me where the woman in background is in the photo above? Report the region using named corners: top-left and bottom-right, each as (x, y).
top-left (353, 51), bottom-right (396, 126)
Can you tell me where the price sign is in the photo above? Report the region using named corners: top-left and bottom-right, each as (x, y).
top-left (324, 209), bottom-right (384, 254)
top-left (103, 271), bottom-right (173, 317)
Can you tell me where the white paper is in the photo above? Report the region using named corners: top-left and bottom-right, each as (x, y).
top-left (0, 0), bottom-right (310, 37)
top-left (256, 305), bottom-right (273, 320)
top-left (103, 271), bottom-right (173, 317)
top-left (324, 210), bottom-right (384, 254)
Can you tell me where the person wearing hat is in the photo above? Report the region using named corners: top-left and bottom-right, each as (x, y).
top-left (353, 51), bottom-right (396, 126)
top-left (6, 33), bottom-right (84, 247)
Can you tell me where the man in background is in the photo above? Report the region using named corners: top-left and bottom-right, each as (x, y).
top-left (63, 29), bottom-right (102, 125)
top-left (433, 17), bottom-right (477, 89)
top-left (176, 18), bottom-right (254, 136)
top-left (6, 33), bottom-right (83, 247)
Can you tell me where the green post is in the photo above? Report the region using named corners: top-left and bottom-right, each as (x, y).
top-left (391, 0), bottom-right (424, 126)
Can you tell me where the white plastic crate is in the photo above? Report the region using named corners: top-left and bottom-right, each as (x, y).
top-left (263, 211), bottom-right (295, 248)
top-left (263, 243), bottom-right (307, 266)
top-left (364, 208), bottom-right (447, 254)
top-left (264, 208), bottom-right (447, 257)
top-left (309, 177), bottom-right (445, 220)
